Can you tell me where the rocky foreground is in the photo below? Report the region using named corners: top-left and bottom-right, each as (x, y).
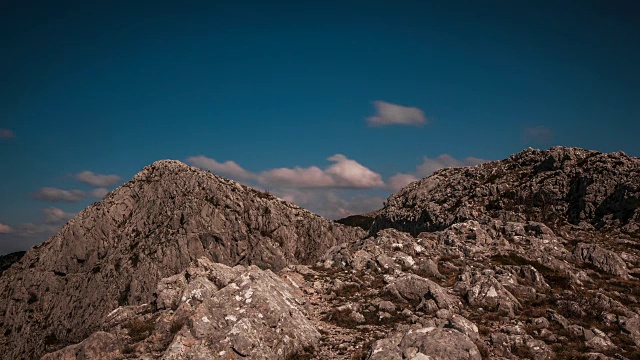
top-left (2, 146), bottom-right (640, 359)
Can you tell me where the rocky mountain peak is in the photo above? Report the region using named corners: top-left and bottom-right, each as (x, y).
top-left (0, 160), bottom-right (363, 359)
top-left (373, 146), bottom-right (640, 236)
top-left (131, 159), bottom-right (194, 181)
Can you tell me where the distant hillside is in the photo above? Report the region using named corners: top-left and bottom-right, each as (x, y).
top-left (0, 251), bottom-right (25, 276)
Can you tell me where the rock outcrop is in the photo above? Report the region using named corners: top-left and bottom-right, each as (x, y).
top-left (0, 160), bottom-right (362, 359)
top-left (43, 257), bottom-right (319, 359)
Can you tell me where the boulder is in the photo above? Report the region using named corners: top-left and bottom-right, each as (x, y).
top-left (385, 273), bottom-right (461, 312)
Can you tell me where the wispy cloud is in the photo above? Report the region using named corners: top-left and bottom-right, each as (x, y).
top-left (259, 154), bottom-right (385, 189)
top-left (75, 171), bottom-right (121, 187)
top-left (387, 154), bottom-right (489, 192)
top-left (0, 222), bottom-right (66, 254)
top-left (0, 129), bottom-right (15, 139)
top-left (0, 224), bottom-right (13, 233)
top-left (387, 173), bottom-right (419, 192)
top-left (90, 188), bottom-right (110, 199)
top-left (42, 207), bottom-right (75, 224)
top-left (523, 126), bottom-right (554, 144)
top-left (416, 154), bottom-right (487, 177)
top-left (0, 209), bottom-right (76, 254)
top-left (366, 100), bottom-right (427, 127)
top-left (186, 156), bottom-right (255, 181)
top-left (32, 187), bottom-right (85, 202)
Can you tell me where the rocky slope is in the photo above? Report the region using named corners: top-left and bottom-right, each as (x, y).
top-left (2, 147), bottom-right (640, 359)
top-left (0, 160), bottom-right (363, 359)
top-left (43, 258), bottom-right (320, 359)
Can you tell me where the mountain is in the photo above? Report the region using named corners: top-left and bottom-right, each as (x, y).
top-left (2, 147), bottom-right (640, 359)
top-left (0, 160), bottom-right (363, 359)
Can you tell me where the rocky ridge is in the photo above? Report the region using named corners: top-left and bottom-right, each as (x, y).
top-left (372, 146), bottom-right (640, 235)
top-left (1, 147), bottom-right (640, 359)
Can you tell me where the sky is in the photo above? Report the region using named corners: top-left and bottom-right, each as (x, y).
top-left (1, 0), bottom-right (639, 254)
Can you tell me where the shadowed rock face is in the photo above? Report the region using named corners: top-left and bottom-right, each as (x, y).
top-left (0, 160), bottom-right (363, 359)
top-left (371, 146), bottom-right (640, 236)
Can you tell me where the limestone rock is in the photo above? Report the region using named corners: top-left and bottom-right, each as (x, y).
top-left (385, 273), bottom-right (461, 312)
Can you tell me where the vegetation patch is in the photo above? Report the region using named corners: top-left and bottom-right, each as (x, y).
top-left (124, 315), bottom-right (158, 343)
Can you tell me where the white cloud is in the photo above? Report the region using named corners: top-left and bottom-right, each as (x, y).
top-left (90, 188), bottom-right (110, 198)
top-left (259, 154), bottom-right (384, 189)
top-left (42, 208), bottom-right (75, 224)
top-left (523, 126), bottom-right (554, 143)
top-left (366, 100), bottom-right (427, 127)
top-left (416, 154), bottom-right (488, 177)
top-left (0, 222), bottom-right (62, 254)
top-left (32, 187), bottom-right (85, 202)
top-left (0, 224), bottom-right (13, 233)
top-left (186, 156), bottom-right (255, 181)
top-left (387, 173), bottom-right (419, 192)
top-left (185, 154), bottom-right (383, 189)
top-left (0, 209), bottom-right (76, 254)
top-left (75, 171), bottom-right (121, 187)
top-left (0, 129), bottom-right (15, 139)
top-left (325, 154), bottom-right (385, 188)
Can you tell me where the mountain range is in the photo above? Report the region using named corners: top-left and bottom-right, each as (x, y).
top-left (1, 146), bottom-right (639, 359)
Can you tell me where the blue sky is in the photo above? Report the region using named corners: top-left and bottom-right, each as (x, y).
top-left (1, 0), bottom-right (639, 254)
